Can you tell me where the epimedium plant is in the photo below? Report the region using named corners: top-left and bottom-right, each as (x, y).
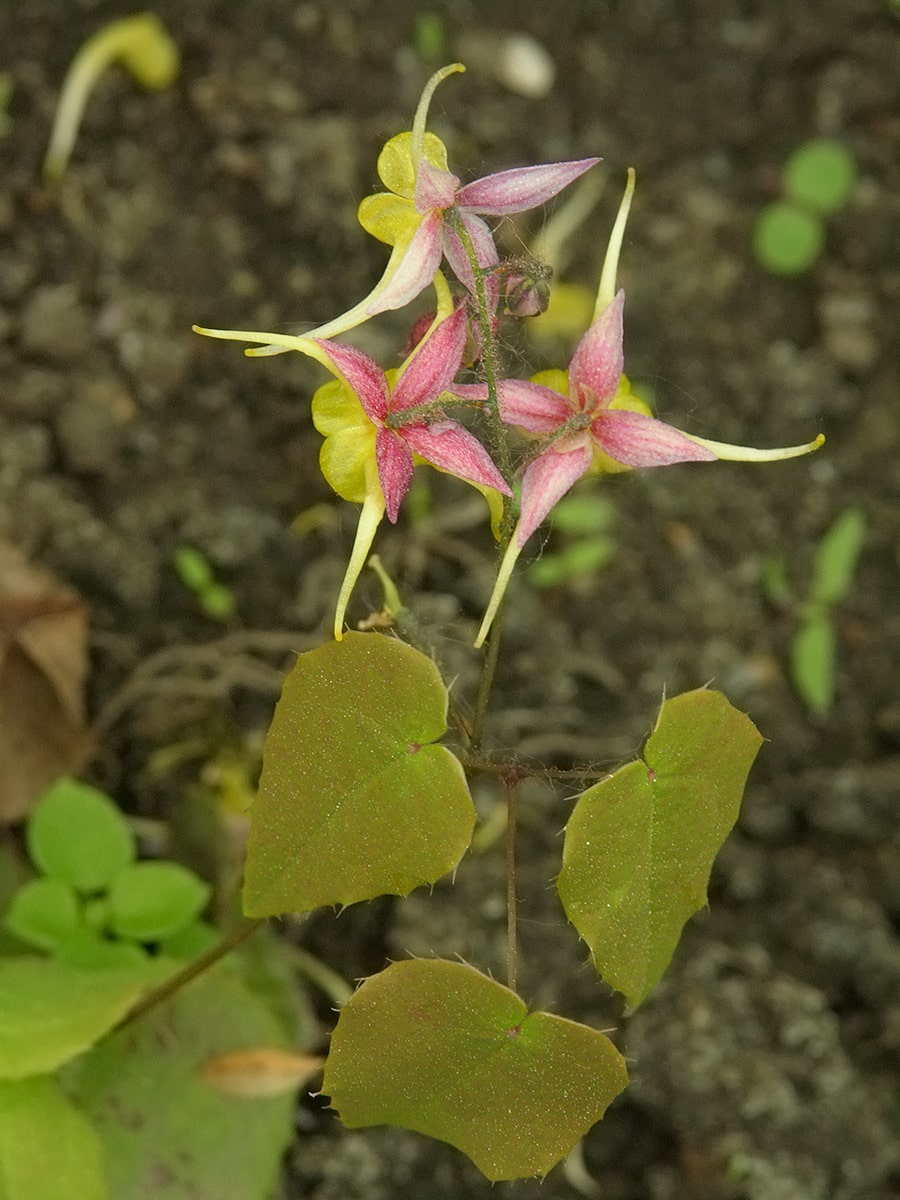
top-left (193, 63), bottom-right (826, 1181)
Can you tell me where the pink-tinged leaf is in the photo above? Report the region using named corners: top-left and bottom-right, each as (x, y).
top-left (390, 306), bottom-right (467, 414)
top-left (592, 409), bottom-right (718, 468)
top-left (243, 634), bottom-right (475, 917)
top-left (323, 958), bottom-right (628, 1182)
top-left (557, 689), bottom-right (763, 1009)
top-left (517, 443), bottom-right (593, 545)
top-left (569, 290), bottom-right (625, 409)
top-left (376, 428), bottom-right (414, 523)
top-left (403, 420), bottom-right (511, 494)
top-left (497, 380), bottom-right (571, 432)
top-left (442, 213), bottom-right (499, 291)
top-left (365, 212), bottom-right (444, 316)
top-left (455, 158), bottom-right (600, 216)
top-left (414, 158), bottom-right (460, 212)
top-left (313, 340), bottom-right (388, 423)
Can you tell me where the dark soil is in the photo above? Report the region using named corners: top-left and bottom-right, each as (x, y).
top-left (2, 2), bottom-right (899, 1198)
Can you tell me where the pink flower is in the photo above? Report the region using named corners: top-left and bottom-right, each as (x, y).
top-left (472, 170), bottom-right (824, 647)
top-left (366, 154), bottom-right (601, 316)
top-left (316, 305), bottom-right (510, 523)
top-left (500, 290), bottom-right (721, 546)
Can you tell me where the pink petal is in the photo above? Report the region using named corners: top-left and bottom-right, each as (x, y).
top-left (443, 213), bottom-right (499, 293)
top-left (517, 443), bottom-right (593, 545)
top-left (592, 409), bottom-right (718, 467)
top-left (376, 427), bottom-right (414, 522)
top-left (498, 380), bottom-right (571, 432)
top-left (415, 158), bottom-right (460, 213)
top-left (403, 420), bottom-right (512, 494)
top-left (568, 290), bottom-right (625, 410)
top-left (390, 305), bottom-right (467, 414)
top-left (450, 382), bottom-right (489, 403)
top-left (365, 211), bottom-right (444, 316)
top-left (455, 158), bottom-right (600, 216)
top-left (314, 338), bottom-right (388, 423)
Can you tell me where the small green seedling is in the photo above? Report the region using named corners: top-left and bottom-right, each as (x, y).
top-left (529, 491), bottom-right (616, 588)
top-left (753, 139), bottom-right (857, 275)
top-left (763, 507), bottom-right (866, 713)
top-left (0, 777), bottom-right (309, 1200)
top-left (5, 777), bottom-right (213, 965)
top-left (172, 545), bottom-right (237, 621)
top-left (43, 12), bottom-right (179, 181)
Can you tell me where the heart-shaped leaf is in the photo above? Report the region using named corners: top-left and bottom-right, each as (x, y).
top-left (323, 958), bottom-right (628, 1181)
top-left (243, 633), bottom-right (475, 917)
top-left (557, 688), bottom-right (763, 1008)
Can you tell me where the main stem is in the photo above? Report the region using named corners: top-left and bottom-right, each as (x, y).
top-left (503, 776), bottom-right (519, 992)
top-left (446, 209), bottom-right (516, 749)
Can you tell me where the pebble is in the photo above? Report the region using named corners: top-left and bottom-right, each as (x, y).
top-left (495, 34), bottom-right (557, 99)
top-left (19, 284), bottom-right (91, 363)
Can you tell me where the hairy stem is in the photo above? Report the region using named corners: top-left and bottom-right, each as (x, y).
top-left (504, 775), bottom-right (519, 992)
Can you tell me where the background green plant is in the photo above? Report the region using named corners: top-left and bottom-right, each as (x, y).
top-left (0, 777), bottom-right (309, 1200)
top-left (763, 507), bottom-right (866, 713)
top-left (753, 138), bottom-right (857, 275)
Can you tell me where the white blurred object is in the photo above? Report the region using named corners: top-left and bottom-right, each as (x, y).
top-left (495, 34), bottom-right (556, 99)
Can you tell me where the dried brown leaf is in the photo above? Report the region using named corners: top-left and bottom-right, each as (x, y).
top-left (0, 543), bottom-right (92, 823)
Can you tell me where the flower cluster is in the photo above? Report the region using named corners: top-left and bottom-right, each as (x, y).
top-left (195, 65), bottom-right (823, 643)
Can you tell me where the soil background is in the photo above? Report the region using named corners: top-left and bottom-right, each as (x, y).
top-left (2, 2), bottom-right (900, 1198)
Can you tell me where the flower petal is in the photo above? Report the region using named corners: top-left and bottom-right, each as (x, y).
top-left (684, 432), bottom-right (826, 462)
top-left (591, 409), bottom-right (718, 467)
top-left (415, 158), bottom-right (460, 212)
top-left (357, 191), bottom-right (418, 246)
top-left (333, 483), bottom-right (385, 641)
top-left (390, 305), bottom-right (467, 414)
top-left (442, 213), bottom-right (499, 292)
top-left (569, 290), bottom-right (625, 409)
top-left (497, 380), bottom-right (571, 432)
top-left (376, 427), bottom-right (414, 523)
top-left (364, 211), bottom-right (444, 316)
top-left (402, 419), bottom-right (511, 494)
top-left (376, 130), bottom-right (449, 197)
top-left (474, 534), bottom-right (523, 649)
top-left (456, 158), bottom-right (600, 216)
top-left (518, 443), bottom-right (593, 545)
top-left (313, 339), bottom-right (388, 423)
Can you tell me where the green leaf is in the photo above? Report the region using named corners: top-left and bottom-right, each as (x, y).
top-left (790, 613), bottom-right (836, 715)
top-left (549, 493), bottom-right (614, 536)
top-left (63, 968), bottom-right (295, 1200)
top-left (752, 201), bottom-right (824, 275)
top-left (530, 538), bottom-right (615, 588)
top-left (557, 689), bottom-right (763, 1009)
top-left (0, 957), bottom-right (157, 1079)
top-left (243, 632), bottom-right (475, 917)
top-left (107, 862), bottom-right (211, 942)
top-left (55, 931), bottom-right (150, 970)
top-left (810, 507), bottom-right (866, 607)
top-left (4, 878), bottom-right (82, 952)
top-left (26, 779), bottom-right (135, 893)
top-left (783, 139), bottom-right (856, 215)
top-left (0, 1076), bottom-right (107, 1200)
top-left (323, 959), bottom-right (628, 1182)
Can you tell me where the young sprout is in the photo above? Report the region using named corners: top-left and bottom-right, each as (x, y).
top-left (752, 138), bottom-right (856, 276)
top-left (43, 12), bottom-right (179, 182)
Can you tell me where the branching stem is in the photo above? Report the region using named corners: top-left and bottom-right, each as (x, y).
top-left (115, 917), bottom-right (264, 1031)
